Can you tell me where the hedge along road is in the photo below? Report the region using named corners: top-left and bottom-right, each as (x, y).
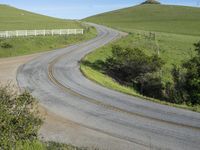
top-left (17, 24), bottom-right (200, 150)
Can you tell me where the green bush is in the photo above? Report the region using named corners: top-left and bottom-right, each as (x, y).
top-left (137, 74), bottom-right (163, 99)
top-left (0, 85), bottom-right (42, 149)
top-left (104, 45), bottom-right (164, 98)
top-left (168, 41), bottom-right (200, 105)
top-left (169, 65), bottom-right (187, 104)
top-left (183, 41), bottom-right (200, 105)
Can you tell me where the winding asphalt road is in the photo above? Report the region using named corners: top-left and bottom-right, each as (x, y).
top-left (17, 24), bottom-right (200, 150)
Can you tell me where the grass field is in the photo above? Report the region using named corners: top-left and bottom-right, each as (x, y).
top-left (0, 4), bottom-right (82, 30)
top-left (81, 4), bottom-right (200, 111)
top-left (0, 4), bottom-right (97, 58)
top-left (85, 4), bottom-right (200, 36)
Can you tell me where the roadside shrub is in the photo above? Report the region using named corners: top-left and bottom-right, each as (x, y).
top-left (0, 85), bottom-right (42, 149)
top-left (169, 65), bottom-right (188, 104)
top-left (136, 74), bottom-right (163, 99)
top-left (182, 41), bottom-right (200, 105)
top-left (104, 45), bottom-right (164, 98)
top-left (168, 41), bottom-right (200, 105)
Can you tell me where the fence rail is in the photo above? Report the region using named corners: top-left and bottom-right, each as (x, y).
top-left (0, 29), bottom-right (84, 38)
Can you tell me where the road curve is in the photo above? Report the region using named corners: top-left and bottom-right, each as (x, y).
top-left (17, 24), bottom-right (200, 150)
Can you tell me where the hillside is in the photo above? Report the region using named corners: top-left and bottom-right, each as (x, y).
top-left (0, 5), bottom-right (96, 57)
top-left (85, 4), bottom-right (200, 36)
top-left (0, 4), bottom-right (82, 30)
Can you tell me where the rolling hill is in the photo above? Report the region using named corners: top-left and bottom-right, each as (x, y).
top-left (85, 4), bottom-right (200, 36)
top-left (0, 4), bottom-right (96, 57)
top-left (0, 4), bottom-right (82, 30)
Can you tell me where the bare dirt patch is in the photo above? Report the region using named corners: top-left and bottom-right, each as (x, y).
top-left (0, 53), bottom-right (42, 86)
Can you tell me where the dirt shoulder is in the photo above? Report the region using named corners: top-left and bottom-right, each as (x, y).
top-left (0, 53), bottom-right (43, 86)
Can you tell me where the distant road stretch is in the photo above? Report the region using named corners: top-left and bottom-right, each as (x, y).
top-left (17, 24), bottom-right (200, 150)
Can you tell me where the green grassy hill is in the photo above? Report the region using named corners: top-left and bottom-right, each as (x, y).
top-left (0, 4), bottom-right (82, 30)
top-left (0, 5), bottom-right (96, 57)
top-left (85, 4), bottom-right (200, 36)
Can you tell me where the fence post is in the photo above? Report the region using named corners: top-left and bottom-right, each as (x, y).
top-left (16, 31), bottom-right (18, 37)
top-left (25, 30), bottom-right (27, 36)
top-left (60, 29), bottom-right (61, 35)
top-left (35, 30), bottom-right (37, 36)
top-left (44, 30), bottom-right (45, 36)
top-left (51, 30), bottom-right (53, 36)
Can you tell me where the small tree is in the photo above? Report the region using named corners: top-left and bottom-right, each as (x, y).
top-left (183, 41), bottom-right (200, 105)
top-left (170, 65), bottom-right (187, 104)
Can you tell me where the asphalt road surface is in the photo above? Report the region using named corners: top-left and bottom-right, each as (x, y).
top-left (17, 24), bottom-right (200, 150)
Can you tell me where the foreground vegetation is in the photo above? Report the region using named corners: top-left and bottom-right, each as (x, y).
top-left (0, 4), bottom-right (97, 58)
top-left (82, 3), bottom-right (200, 111)
top-left (0, 85), bottom-right (41, 149)
top-left (0, 85), bottom-right (94, 150)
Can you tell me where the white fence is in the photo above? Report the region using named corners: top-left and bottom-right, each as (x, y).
top-left (0, 29), bottom-right (84, 38)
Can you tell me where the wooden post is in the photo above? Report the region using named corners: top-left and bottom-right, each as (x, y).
top-left (16, 31), bottom-right (18, 37)
top-left (35, 30), bottom-right (37, 36)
